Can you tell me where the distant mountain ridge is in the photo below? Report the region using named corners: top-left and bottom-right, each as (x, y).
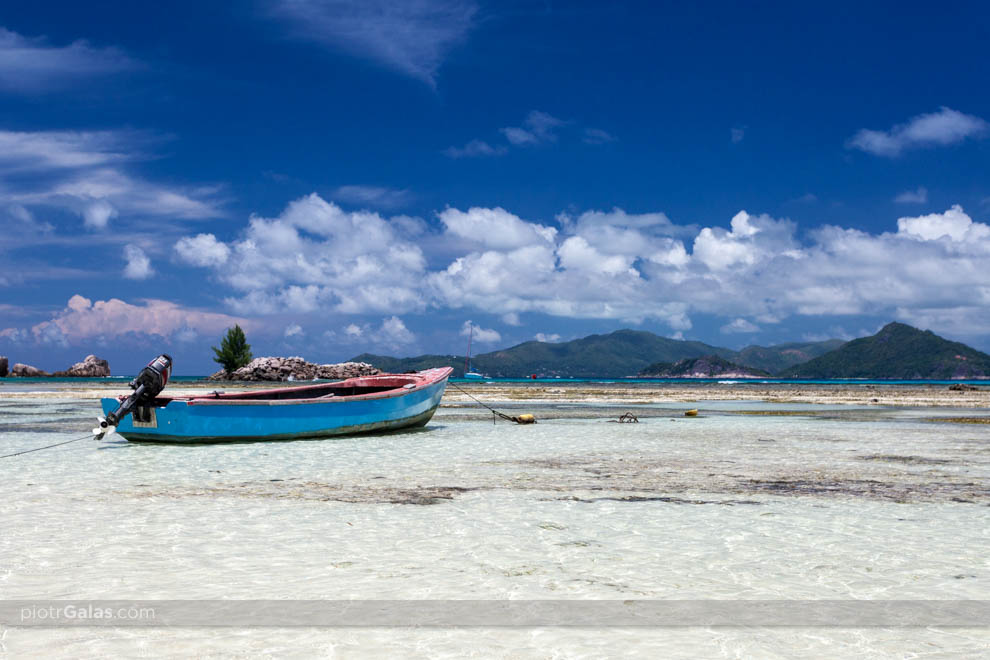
top-left (735, 339), bottom-right (846, 374)
top-left (782, 322), bottom-right (990, 379)
top-left (352, 329), bottom-right (843, 378)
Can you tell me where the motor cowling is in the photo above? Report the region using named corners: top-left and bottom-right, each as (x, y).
top-left (102, 354), bottom-right (172, 429)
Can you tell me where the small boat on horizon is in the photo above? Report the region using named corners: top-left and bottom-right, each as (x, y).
top-left (100, 367), bottom-right (453, 443)
top-left (463, 322), bottom-right (489, 380)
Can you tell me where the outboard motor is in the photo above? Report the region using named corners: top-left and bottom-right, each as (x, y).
top-left (95, 354), bottom-right (172, 437)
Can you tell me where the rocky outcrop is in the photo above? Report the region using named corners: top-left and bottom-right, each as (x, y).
top-left (53, 355), bottom-right (111, 377)
top-left (209, 356), bottom-right (382, 381)
top-left (639, 355), bottom-right (770, 379)
top-left (0, 356), bottom-right (7, 377)
top-left (10, 363), bottom-right (50, 377)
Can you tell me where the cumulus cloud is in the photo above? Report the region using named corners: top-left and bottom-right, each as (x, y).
top-left (284, 323), bottom-right (303, 338)
top-left (378, 316), bottom-right (415, 345)
top-left (82, 199), bottom-right (118, 229)
top-left (193, 194), bottom-right (427, 315)
top-left (534, 332), bottom-right (561, 342)
top-left (168, 193), bottom-right (990, 342)
top-left (894, 186), bottom-right (928, 204)
top-left (16, 295), bottom-right (250, 343)
top-left (848, 107), bottom-right (988, 157)
top-left (896, 204), bottom-right (989, 242)
top-left (174, 233), bottom-right (231, 267)
top-left (123, 244), bottom-right (153, 280)
top-left (438, 206), bottom-right (557, 249)
top-left (692, 211), bottom-right (798, 271)
top-left (268, 0), bottom-right (477, 86)
top-left (0, 26), bottom-right (138, 93)
top-left (461, 320), bottom-right (500, 343)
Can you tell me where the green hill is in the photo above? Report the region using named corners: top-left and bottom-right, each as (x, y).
top-left (353, 329), bottom-right (736, 378)
top-left (781, 322), bottom-right (990, 379)
top-left (735, 339), bottom-right (846, 373)
top-left (640, 355), bottom-right (770, 378)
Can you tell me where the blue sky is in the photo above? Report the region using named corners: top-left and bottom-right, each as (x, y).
top-left (1, 1), bottom-right (989, 374)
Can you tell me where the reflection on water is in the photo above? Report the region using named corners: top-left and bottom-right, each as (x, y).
top-left (2, 397), bottom-right (989, 657)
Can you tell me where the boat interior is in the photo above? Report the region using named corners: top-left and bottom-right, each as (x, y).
top-left (187, 376), bottom-right (423, 402)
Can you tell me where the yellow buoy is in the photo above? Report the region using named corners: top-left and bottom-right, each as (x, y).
top-left (514, 413), bottom-right (537, 424)
top-left (684, 409), bottom-right (698, 417)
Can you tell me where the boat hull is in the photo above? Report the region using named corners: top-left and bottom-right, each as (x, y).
top-left (101, 368), bottom-right (451, 443)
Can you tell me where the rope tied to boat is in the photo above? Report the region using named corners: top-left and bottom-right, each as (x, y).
top-left (448, 382), bottom-right (536, 425)
top-left (0, 432), bottom-right (96, 460)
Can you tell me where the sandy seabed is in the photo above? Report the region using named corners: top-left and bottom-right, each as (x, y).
top-left (1, 380), bottom-right (988, 658)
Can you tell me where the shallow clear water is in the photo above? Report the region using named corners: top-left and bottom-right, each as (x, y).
top-left (1, 397), bottom-right (989, 657)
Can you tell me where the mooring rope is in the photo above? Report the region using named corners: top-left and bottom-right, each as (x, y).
top-left (448, 381), bottom-right (534, 424)
top-left (0, 433), bottom-right (95, 460)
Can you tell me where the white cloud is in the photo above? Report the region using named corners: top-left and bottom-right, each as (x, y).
top-left (20, 295), bottom-right (251, 343)
top-left (443, 140), bottom-right (507, 158)
top-left (500, 110), bottom-right (564, 146)
top-left (896, 204), bottom-right (989, 242)
top-left (0, 129), bottom-right (223, 233)
top-left (461, 320), bottom-right (500, 343)
top-left (284, 323), bottom-right (304, 338)
top-left (721, 318), bottom-right (759, 334)
top-left (894, 186), bottom-right (928, 204)
top-left (692, 211), bottom-right (798, 271)
top-left (0, 26), bottom-right (138, 93)
top-left (0, 129), bottom-right (137, 172)
top-left (174, 233), bottom-right (231, 267)
top-left (378, 316), bottom-right (415, 346)
top-left (215, 193), bottom-right (427, 315)
top-left (123, 244), bottom-right (153, 280)
top-left (438, 206), bottom-right (557, 249)
top-left (268, 0), bottom-right (477, 86)
top-left (848, 107), bottom-right (988, 157)
top-left (338, 316), bottom-right (416, 349)
top-left (333, 185), bottom-right (413, 209)
top-left (168, 195), bottom-right (990, 344)
top-left (731, 127), bottom-right (745, 143)
top-left (82, 199), bottom-right (117, 229)
top-left (534, 332), bottom-right (561, 342)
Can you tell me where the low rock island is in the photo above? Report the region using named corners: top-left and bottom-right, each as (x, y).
top-left (209, 356), bottom-right (381, 382)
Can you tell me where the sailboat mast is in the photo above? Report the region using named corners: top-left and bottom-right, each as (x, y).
top-left (464, 324), bottom-right (473, 374)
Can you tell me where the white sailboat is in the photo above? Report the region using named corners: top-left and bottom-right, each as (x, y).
top-left (463, 324), bottom-right (485, 379)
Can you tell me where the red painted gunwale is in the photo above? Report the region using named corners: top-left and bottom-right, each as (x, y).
top-left (114, 367), bottom-right (453, 407)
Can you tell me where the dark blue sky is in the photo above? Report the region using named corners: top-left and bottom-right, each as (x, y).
top-left (1, 1), bottom-right (989, 374)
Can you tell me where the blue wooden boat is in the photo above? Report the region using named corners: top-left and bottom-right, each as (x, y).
top-left (100, 367), bottom-right (452, 443)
